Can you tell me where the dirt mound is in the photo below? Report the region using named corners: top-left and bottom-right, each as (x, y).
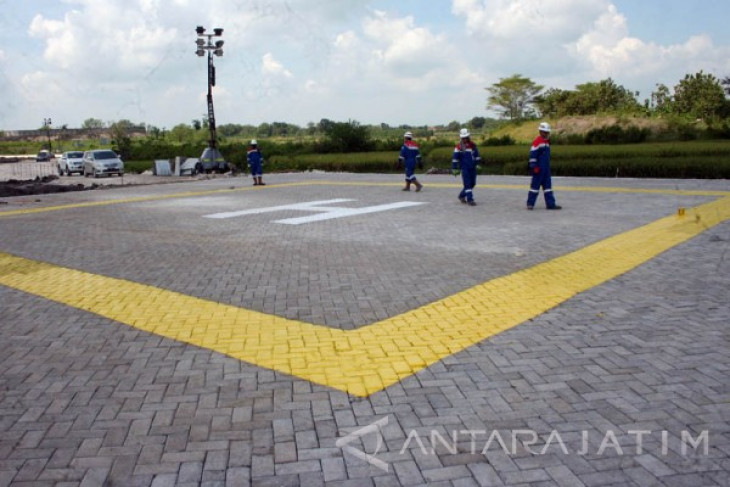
top-left (0, 175), bottom-right (89, 197)
top-left (554, 116), bottom-right (669, 135)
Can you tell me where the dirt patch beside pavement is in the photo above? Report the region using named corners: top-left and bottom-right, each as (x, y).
top-left (0, 175), bottom-right (92, 197)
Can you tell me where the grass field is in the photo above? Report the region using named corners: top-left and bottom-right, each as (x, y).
top-left (5, 136), bottom-right (729, 179)
top-left (120, 140), bottom-right (730, 179)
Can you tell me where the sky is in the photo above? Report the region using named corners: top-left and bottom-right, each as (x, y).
top-left (1, 0), bottom-right (728, 131)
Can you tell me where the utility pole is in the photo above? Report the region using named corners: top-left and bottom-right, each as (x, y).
top-left (43, 117), bottom-right (53, 153)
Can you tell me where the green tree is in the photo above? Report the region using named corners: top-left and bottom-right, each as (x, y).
top-left (486, 74), bottom-right (543, 120)
top-left (650, 83), bottom-right (673, 114)
top-left (534, 79), bottom-right (640, 116)
top-left (672, 71), bottom-right (726, 121)
top-left (534, 88), bottom-right (571, 118)
top-left (109, 120), bottom-right (133, 159)
top-left (469, 116), bottom-right (486, 129)
top-left (169, 123), bottom-right (196, 143)
top-left (147, 125), bottom-right (162, 139)
top-left (318, 118), bottom-right (335, 133)
top-left (257, 123), bottom-right (272, 137)
top-left (319, 120), bottom-right (372, 152)
top-left (82, 118), bottom-right (104, 130)
top-left (570, 79), bottom-right (641, 114)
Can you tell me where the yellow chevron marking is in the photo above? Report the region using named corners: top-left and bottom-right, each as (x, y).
top-left (1, 184), bottom-right (728, 396)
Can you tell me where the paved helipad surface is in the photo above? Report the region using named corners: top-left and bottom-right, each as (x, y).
top-left (1, 173), bottom-right (728, 486)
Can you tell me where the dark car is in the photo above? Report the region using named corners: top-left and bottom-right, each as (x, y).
top-left (36, 150), bottom-right (54, 162)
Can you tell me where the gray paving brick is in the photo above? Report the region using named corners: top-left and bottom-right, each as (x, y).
top-left (204, 450), bottom-right (229, 472)
top-left (274, 441), bottom-right (297, 464)
top-left (1, 174), bottom-right (728, 487)
top-left (546, 465), bottom-right (587, 486)
top-left (149, 473), bottom-right (178, 487)
top-left (79, 467), bottom-right (110, 487)
top-left (634, 453), bottom-right (675, 477)
top-left (392, 460), bottom-right (424, 486)
top-left (251, 454), bottom-right (274, 478)
top-left (321, 457), bottom-right (347, 482)
top-left (225, 466), bottom-right (250, 486)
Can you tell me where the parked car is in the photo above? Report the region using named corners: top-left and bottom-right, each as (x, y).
top-left (36, 150), bottom-right (54, 162)
top-left (83, 149), bottom-right (124, 178)
top-left (58, 151), bottom-right (85, 176)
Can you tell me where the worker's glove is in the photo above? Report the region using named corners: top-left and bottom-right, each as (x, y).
top-left (533, 166), bottom-right (540, 174)
top-left (451, 168), bottom-right (461, 177)
top-left (418, 161), bottom-right (423, 170)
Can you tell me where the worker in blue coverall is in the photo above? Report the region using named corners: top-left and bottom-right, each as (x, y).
top-left (247, 139), bottom-right (265, 186)
top-left (451, 128), bottom-right (482, 206)
top-left (526, 122), bottom-right (561, 210)
top-left (399, 131), bottom-right (423, 191)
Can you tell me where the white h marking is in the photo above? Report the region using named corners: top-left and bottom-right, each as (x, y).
top-left (204, 199), bottom-right (426, 225)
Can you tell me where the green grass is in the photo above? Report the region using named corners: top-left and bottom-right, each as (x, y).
top-left (268, 151), bottom-right (401, 173)
top-left (123, 160), bottom-right (154, 173)
top-left (53, 140), bottom-right (730, 180)
top-left (263, 141), bottom-right (730, 179)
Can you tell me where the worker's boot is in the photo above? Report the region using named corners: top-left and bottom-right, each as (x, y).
top-left (414, 180), bottom-right (423, 192)
top-left (402, 180), bottom-right (411, 191)
top-left (257, 177), bottom-right (265, 186)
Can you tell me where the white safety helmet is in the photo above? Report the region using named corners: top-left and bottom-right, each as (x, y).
top-left (538, 122), bottom-right (551, 133)
top-left (459, 128), bottom-right (470, 138)
top-left (250, 139), bottom-right (258, 145)
top-left (404, 131), bottom-right (413, 139)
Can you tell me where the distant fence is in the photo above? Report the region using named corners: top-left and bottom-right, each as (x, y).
top-left (0, 127), bottom-right (147, 141)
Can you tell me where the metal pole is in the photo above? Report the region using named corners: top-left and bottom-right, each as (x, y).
top-left (44, 118), bottom-right (52, 153)
top-left (207, 49), bottom-right (217, 150)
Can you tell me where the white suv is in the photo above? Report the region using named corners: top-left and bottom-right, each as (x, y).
top-left (58, 151), bottom-right (85, 176)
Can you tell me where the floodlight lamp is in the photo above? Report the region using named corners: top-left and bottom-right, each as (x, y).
top-left (196, 26), bottom-right (205, 35)
top-left (196, 49), bottom-right (205, 56)
top-left (214, 49), bottom-right (223, 56)
top-left (215, 40), bottom-right (224, 48)
top-left (213, 28), bottom-right (223, 36)
top-left (196, 38), bottom-right (206, 46)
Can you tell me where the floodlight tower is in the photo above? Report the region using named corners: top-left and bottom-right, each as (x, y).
top-left (195, 26), bottom-right (225, 172)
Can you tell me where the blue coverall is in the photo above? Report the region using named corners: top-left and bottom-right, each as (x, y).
top-left (452, 140), bottom-right (481, 203)
top-left (247, 146), bottom-right (264, 178)
top-left (526, 135), bottom-right (557, 208)
top-left (399, 140), bottom-right (422, 182)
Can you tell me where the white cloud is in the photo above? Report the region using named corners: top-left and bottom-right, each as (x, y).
top-left (262, 53), bottom-right (293, 78)
top-left (451, 0), bottom-right (730, 101)
top-left (1, 0), bottom-right (729, 129)
top-left (452, 0), bottom-right (608, 41)
top-left (568, 5), bottom-right (730, 94)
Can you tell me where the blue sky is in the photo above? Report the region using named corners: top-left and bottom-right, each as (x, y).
top-left (1, 0), bottom-right (728, 131)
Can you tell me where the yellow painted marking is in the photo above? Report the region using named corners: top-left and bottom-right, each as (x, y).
top-left (1, 180), bottom-right (727, 217)
top-left (2, 194), bottom-right (728, 397)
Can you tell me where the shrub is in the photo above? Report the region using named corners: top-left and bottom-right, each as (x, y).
top-left (584, 125), bottom-right (649, 144)
top-left (483, 135), bottom-right (516, 146)
top-left (316, 121), bottom-right (374, 153)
